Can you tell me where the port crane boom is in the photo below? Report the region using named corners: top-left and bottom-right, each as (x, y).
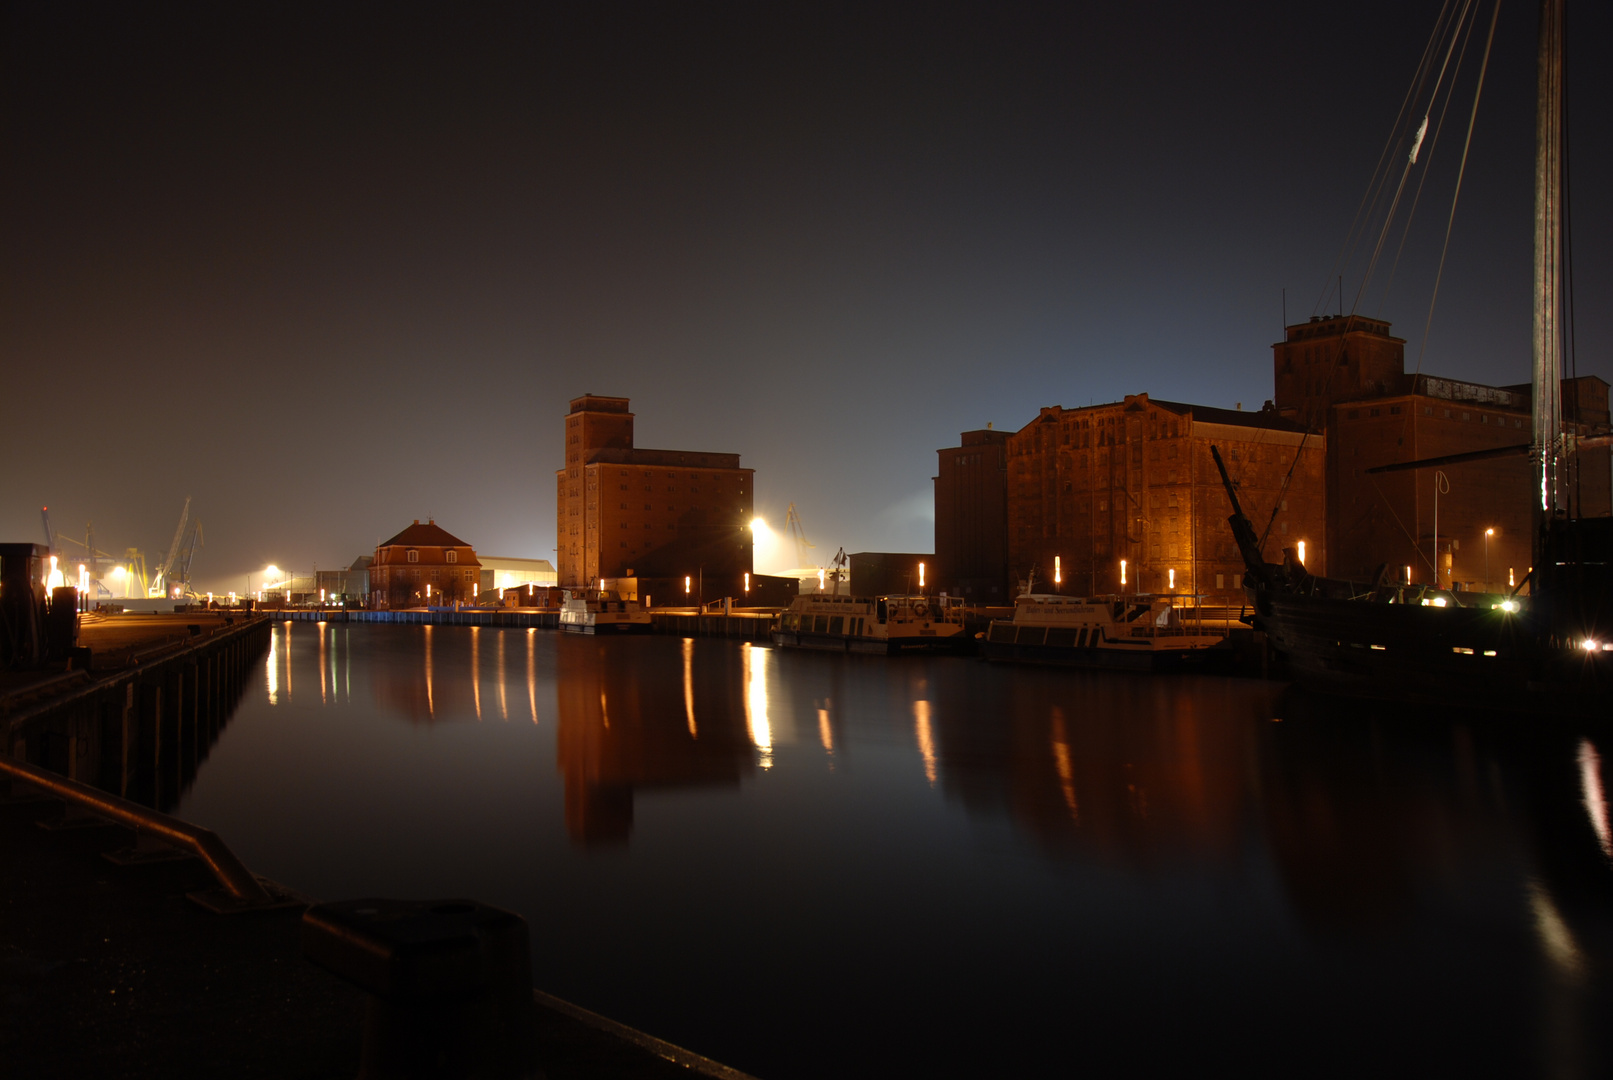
top-left (148, 497), bottom-right (191, 599)
top-left (785, 503), bottom-right (816, 570)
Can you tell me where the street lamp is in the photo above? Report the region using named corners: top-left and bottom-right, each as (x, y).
top-left (1432, 471), bottom-right (1449, 583)
top-left (1484, 527), bottom-right (1494, 592)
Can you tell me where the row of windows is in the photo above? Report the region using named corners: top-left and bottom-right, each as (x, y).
top-left (401, 549), bottom-right (461, 564)
top-left (1344, 404), bottom-right (1526, 427)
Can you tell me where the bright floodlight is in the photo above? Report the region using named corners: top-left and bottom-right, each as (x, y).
top-left (265, 564), bottom-right (280, 580)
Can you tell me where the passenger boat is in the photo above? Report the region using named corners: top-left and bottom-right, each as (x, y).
top-left (981, 593), bottom-right (1230, 671)
top-left (559, 589), bottom-right (652, 634)
top-left (772, 593), bottom-right (971, 654)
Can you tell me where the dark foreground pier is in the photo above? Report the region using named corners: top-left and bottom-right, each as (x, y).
top-left (0, 775), bottom-right (756, 1079)
top-left (2, 610), bottom-right (757, 1078)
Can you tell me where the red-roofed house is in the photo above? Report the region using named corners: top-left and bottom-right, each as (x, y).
top-left (371, 519), bottom-right (481, 609)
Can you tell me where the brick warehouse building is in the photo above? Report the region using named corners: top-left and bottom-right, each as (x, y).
top-left (370, 519), bottom-right (481, 609)
top-left (933, 427), bottom-right (1010, 601)
top-left (995, 394), bottom-right (1325, 601)
top-left (1275, 314), bottom-right (1611, 588)
top-left (557, 395), bottom-right (754, 597)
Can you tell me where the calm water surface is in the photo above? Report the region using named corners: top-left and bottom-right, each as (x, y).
top-left (176, 622), bottom-right (1613, 1078)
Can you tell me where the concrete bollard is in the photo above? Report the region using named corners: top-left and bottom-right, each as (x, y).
top-left (301, 898), bottom-right (541, 1080)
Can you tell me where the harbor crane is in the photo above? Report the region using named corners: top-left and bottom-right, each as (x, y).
top-left (784, 503), bottom-right (816, 570)
top-left (41, 510), bottom-right (144, 597)
top-left (148, 497), bottom-right (192, 599)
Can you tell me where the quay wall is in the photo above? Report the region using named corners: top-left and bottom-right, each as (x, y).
top-left (2, 615), bottom-right (272, 812)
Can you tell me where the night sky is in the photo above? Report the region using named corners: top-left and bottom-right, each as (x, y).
top-left (5, 2), bottom-right (1608, 589)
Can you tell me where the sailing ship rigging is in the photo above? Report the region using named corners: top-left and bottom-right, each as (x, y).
top-left (1219, 0), bottom-right (1611, 715)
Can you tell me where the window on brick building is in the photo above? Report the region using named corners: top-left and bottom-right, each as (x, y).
top-left (446, 551), bottom-right (457, 564)
top-left (407, 550), bottom-right (419, 563)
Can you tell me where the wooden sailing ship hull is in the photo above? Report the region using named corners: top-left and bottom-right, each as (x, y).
top-left (1247, 521), bottom-right (1613, 715)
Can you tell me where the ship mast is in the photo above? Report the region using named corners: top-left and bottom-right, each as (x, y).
top-left (1531, 0), bottom-right (1565, 564)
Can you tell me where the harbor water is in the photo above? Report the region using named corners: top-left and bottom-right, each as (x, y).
top-left (176, 622), bottom-right (1612, 1078)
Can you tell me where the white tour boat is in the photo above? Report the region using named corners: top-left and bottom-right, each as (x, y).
top-left (559, 589), bottom-right (653, 635)
top-left (981, 593), bottom-right (1229, 671)
top-left (772, 593), bottom-right (971, 654)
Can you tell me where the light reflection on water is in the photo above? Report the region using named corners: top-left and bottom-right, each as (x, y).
top-left (180, 623), bottom-right (1613, 1079)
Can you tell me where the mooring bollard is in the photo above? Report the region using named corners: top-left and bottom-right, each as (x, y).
top-left (301, 898), bottom-right (541, 1079)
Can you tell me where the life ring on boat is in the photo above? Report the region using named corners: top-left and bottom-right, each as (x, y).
top-left (913, 601), bottom-right (928, 618)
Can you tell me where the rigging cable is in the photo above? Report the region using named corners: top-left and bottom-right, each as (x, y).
top-left (1377, 1), bottom-right (1483, 314)
top-left (1258, 0), bottom-right (1489, 555)
top-left (1310, 0), bottom-right (1458, 318)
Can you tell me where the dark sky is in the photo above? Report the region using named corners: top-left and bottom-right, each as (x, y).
top-left (5, 2), bottom-right (1608, 587)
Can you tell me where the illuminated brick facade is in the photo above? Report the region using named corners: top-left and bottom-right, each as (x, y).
top-left (1003, 394), bottom-right (1325, 600)
top-left (557, 396), bottom-right (754, 590)
top-left (1276, 316), bottom-right (1610, 587)
top-left (370, 519), bottom-right (480, 609)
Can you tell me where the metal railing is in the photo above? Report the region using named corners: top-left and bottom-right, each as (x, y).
top-left (0, 754), bottom-right (272, 906)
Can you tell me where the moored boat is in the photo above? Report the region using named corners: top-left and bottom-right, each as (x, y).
top-left (559, 589), bottom-right (652, 634)
top-left (981, 593), bottom-right (1230, 671)
top-left (772, 593), bottom-right (971, 654)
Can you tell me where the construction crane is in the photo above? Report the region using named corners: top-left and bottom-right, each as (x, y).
top-left (148, 497), bottom-right (191, 599)
top-left (40, 507), bottom-right (57, 553)
top-left (784, 503), bottom-right (816, 570)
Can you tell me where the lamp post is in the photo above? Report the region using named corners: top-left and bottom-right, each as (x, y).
top-left (1432, 471), bottom-right (1449, 585)
top-left (1484, 527), bottom-right (1494, 592)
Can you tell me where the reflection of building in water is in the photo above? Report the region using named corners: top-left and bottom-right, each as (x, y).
top-left (922, 667), bottom-right (1263, 866)
top-left (366, 625), bottom-right (491, 724)
top-left (555, 635), bottom-right (756, 846)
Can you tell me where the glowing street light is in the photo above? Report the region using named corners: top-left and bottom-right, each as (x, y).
top-left (1297, 540), bottom-right (1306, 566)
top-left (1168, 567), bottom-right (1175, 590)
top-left (744, 572), bottom-right (750, 594)
top-left (1120, 559), bottom-right (1127, 587)
top-left (1484, 527), bottom-right (1494, 591)
top-left (919, 562), bottom-right (926, 589)
top-left (1053, 555), bottom-right (1061, 586)
top-left (685, 575), bottom-right (691, 595)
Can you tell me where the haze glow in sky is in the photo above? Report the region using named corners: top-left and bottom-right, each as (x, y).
top-left (4, 3), bottom-right (1608, 592)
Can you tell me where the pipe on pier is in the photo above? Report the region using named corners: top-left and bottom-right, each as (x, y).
top-left (0, 753), bottom-right (273, 907)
